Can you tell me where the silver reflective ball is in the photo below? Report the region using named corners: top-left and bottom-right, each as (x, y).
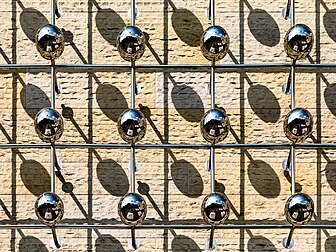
top-left (117, 26), bottom-right (146, 61)
top-left (285, 193), bottom-right (314, 226)
top-left (201, 193), bottom-right (230, 226)
top-left (117, 109), bottom-right (146, 144)
top-left (200, 108), bottom-right (230, 144)
top-left (283, 108), bottom-right (313, 143)
top-left (35, 24), bottom-right (65, 60)
top-left (284, 24), bottom-right (314, 60)
top-left (118, 193), bottom-right (147, 226)
top-left (35, 192), bottom-right (64, 226)
top-left (200, 26), bottom-right (230, 62)
top-left (34, 108), bottom-right (64, 143)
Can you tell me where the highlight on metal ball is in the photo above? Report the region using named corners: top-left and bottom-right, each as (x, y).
top-left (34, 108), bottom-right (64, 143)
top-left (35, 24), bottom-right (65, 60)
top-left (200, 25), bottom-right (230, 62)
top-left (116, 26), bottom-right (146, 62)
top-left (285, 193), bottom-right (314, 226)
top-left (284, 24), bottom-right (314, 60)
top-left (201, 193), bottom-right (230, 226)
top-left (117, 109), bottom-right (146, 144)
top-left (118, 193), bottom-right (147, 226)
top-left (200, 108), bottom-right (230, 144)
top-left (283, 108), bottom-right (313, 143)
top-left (35, 192), bottom-right (64, 226)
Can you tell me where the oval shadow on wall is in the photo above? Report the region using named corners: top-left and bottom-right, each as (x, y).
top-left (20, 84), bottom-right (50, 119)
top-left (172, 235), bottom-right (201, 252)
top-left (97, 159), bottom-right (129, 197)
top-left (20, 160), bottom-right (50, 196)
top-left (171, 159), bottom-right (203, 198)
top-left (95, 234), bottom-right (126, 252)
top-left (96, 84), bottom-right (128, 122)
top-left (248, 160), bottom-right (281, 198)
top-left (172, 9), bottom-right (204, 47)
top-left (20, 8), bottom-right (48, 42)
top-left (324, 9), bottom-right (336, 42)
top-left (248, 84), bottom-right (281, 123)
top-left (247, 235), bottom-right (277, 252)
top-left (324, 84), bottom-right (336, 117)
top-left (171, 83), bottom-right (205, 123)
top-left (95, 8), bottom-right (126, 47)
top-left (19, 235), bottom-right (48, 252)
top-left (247, 9), bottom-right (280, 47)
top-left (325, 161), bottom-right (336, 192)
top-left (325, 235), bottom-right (336, 252)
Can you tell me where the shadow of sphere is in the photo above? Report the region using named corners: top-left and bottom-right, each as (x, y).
top-left (247, 9), bottom-right (280, 47)
top-left (95, 234), bottom-right (126, 252)
top-left (96, 84), bottom-right (128, 122)
top-left (248, 84), bottom-right (280, 123)
top-left (247, 235), bottom-right (277, 252)
top-left (20, 160), bottom-right (50, 196)
top-left (97, 159), bottom-right (129, 197)
top-left (172, 9), bottom-right (204, 47)
top-left (325, 235), bottom-right (336, 252)
top-left (20, 84), bottom-right (50, 119)
top-left (171, 84), bottom-right (204, 122)
top-left (325, 161), bottom-right (336, 192)
top-left (324, 85), bottom-right (336, 117)
top-left (324, 9), bottom-right (336, 42)
top-left (20, 8), bottom-right (49, 42)
top-left (171, 159), bottom-right (203, 198)
top-left (248, 160), bottom-right (281, 198)
top-left (172, 235), bottom-right (201, 252)
top-left (19, 235), bottom-right (48, 252)
top-left (96, 8), bottom-right (125, 47)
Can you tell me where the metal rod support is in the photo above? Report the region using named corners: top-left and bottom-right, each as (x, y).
top-left (131, 227), bottom-right (137, 249)
top-left (131, 0), bottom-right (136, 26)
top-left (51, 0), bottom-right (56, 25)
top-left (291, 61), bottom-right (296, 109)
top-left (51, 61), bottom-right (56, 110)
top-left (210, 0), bottom-right (215, 26)
top-left (3, 143), bottom-right (336, 149)
top-left (131, 61), bottom-right (136, 109)
top-left (51, 226), bottom-right (61, 249)
top-left (2, 63), bottom-right (336, 72)
top-left (210, 146), bottom-right (215, 193)
top-left (131, 146), bottom-right (136, 193)
top-left (51, 145), bottom-right (56, 193)
top-left (209, 226), bottom-right (215, 249)
top-left (291, 145), bottom-right (296, 195)
top-left (291, 0), bottom-right (295, 27)
top-left (0, 224), bottom-right (336, 229)
top-left (286, 227), bottom-right (295, 248)
top-left (210, 62), bottom-right (215, 109)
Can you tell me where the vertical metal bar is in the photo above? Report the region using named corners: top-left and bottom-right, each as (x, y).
top-left (51, 60), bottom-right (56, 110)
top-left (51, 0), bottom-right (56, 25)
top-left (131, 61), bottom-right (136, 109)
top-left (131, 145), bottom-right (136, 193)
top-left (51, 145), bottom-right (55, 193)
top-left (211, 146), bottom-right (215, 193)
top-left (131, 0), bottom-right (136, 26)
top-left (291, 145), bottom-right (295, 195)
top-left (290, 0), bottom-right (295, 27)
top-left (210, 0), bottom-right (215, 26)
top-left (290, 62), bottom-right (295, 110)
top-left (286, 227), bottom-right (295, 248)
top-left (211, 61), bottom-right (215, 110)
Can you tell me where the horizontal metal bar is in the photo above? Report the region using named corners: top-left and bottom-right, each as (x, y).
top-left (1, 224), bottom-right (336, 230)
top-left (1, 143), bottom-right (336, 149)
top-left (2, 63), bottom-right (336, 73)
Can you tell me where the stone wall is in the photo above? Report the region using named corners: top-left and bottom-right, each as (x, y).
top-left (0, 0), bottom-right (335, 251)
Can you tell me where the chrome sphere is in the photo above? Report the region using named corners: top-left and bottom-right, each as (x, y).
top-left (200, 108), bottom-right (230, 144)
top-left (200, 25), bottom-right (230, 62)
top-left (284, 24), bottom-right (314, 60)
top-left (285, 193), bottom-right (314, 226)
top-left (34, 108), bottom-right (64, 143)
top-left (117, 109), bottom-right (146, 143)
top-left (201, 193), bottom-right (230, 226)
top-left (35, 192), bottom-right (64, 226)
top-left (283, 108), bottom-right (313, 143)
top-left (118, 193), bottom-right (147, 226)
top-left (116, 26), bottom-right (146, 61)
top-left (35, 24), bottom-right (65, 60)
